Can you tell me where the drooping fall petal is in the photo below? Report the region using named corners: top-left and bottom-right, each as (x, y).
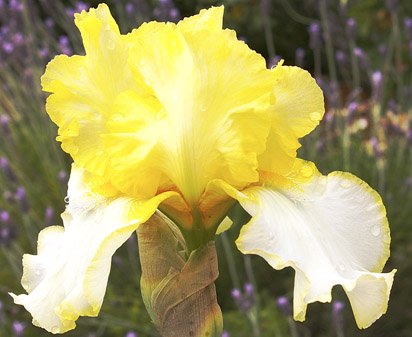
top-left (10, 166), bottom-right (174, 333)
top-left (216, 166), bottom-right (395, 329)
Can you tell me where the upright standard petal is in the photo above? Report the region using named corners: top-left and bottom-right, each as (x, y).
top-left (217, 166), bottom-right (395, 329)
top-left (258, 65), bottom-right (324, 178)
top-left (10, 166), bottom-right (175, 333)
top-left (124, 13), bottom-right (273, 203)
top-left (42, 5), bottom-right (274, 227)
top-left (41, 3), bottom-right (139, 195)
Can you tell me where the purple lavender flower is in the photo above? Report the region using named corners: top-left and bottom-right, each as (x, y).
top-left (335, 50), bottom-right (346, 66)
top-left (231, 288), bottom-right (241, 300)
top-left (332, 301), bottom-right (345, 336)
top-left (125, 332), bottom-right (138, 337)
top-left (12, 321), bottom-right (25, 337)
top-left (0, 210), bottom-right (10, 224)
top-left (295, 48), bottom-right (305, 67)
top-left (154, 0), bottom-right (180, 22)
top-left (276, 296), bottom-right (292, 316)
top-left (59, 36), bottom-right (72, 56)
top-left (222, 332), bottom-right (230, 337)
top-left (0, 157), bottom-right (16, 181)
top-left (406, 128), bottom-right (412, 145)
top-left (15, 186), bottom-right (29, 213)
top-left (267, 55), bottom-right (281, 69)
top-left (370, 136), bottom-right (384, 158)
top-left (308, 22), bottom-right (321, 50)
top-left (354, 47), bottom-right (368, 68)
top-left (0, 225), bottom-right (16, 246)
top-left (347, 102), bottom-right (358, 123)
top-left (388, 99), bottom-right (398, 113)
top-left (0, 114), bottom-right (10, 136)
top-left (45, 18), bottom-right (55, 29)
top-left (244, 283), bottom-right (254, 297)
top-left (404, 17), bottom-right (412, 41)
top-left (38, 47), bottom-right (49, 59)
top-left (58, 169), bottom-right (68, 184)
top-left (12, 32), bottom-right (24, 46)
top-left (66, 8), bottom-right (76, 18)
top-left (371, 71), bottom-right (383, 100)
top-left (346, 18), bottom-right (357, 39)
top-left (2, 41), bottom-right (14, 54)
top-left (231, 285), bottom-right (254, 313)
top-left (44, 207), bottom-right (54, 227)
top-left (333, 301), bottom-right (345, 315)
top-left (75, 1), bottom-right (89, 12)
top-left (125, 3), bottom-right (135, 14)
top-left (9, 0), bottom-right (23, 11)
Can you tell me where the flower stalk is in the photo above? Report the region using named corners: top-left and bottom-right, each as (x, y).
top-left (137, 212), bottom-right (223, 337)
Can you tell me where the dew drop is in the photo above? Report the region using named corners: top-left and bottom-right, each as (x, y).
top-left (64, 196), bottom-right (69, 204)
top-left (268, 231), bottom-right (275, 241)
top-left (310, 111), bottom-right (321, 121)
top-left (371, 225), bottom-right (381, 237)
top-left (51, 326), bottom-right (60, 334)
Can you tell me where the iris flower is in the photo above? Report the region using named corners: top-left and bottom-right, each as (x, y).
top-left (11, 4), bottom-right (395, 334)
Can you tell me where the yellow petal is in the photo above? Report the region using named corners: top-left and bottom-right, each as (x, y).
top-left (177, 6), bottom-right (224, 32)
top-left (10, 166), bottom-right (175, 333)
top-left (214, 166), bottom-right (395, 329)
top-left (42, 5), bottom-right (274, 214)
top-left (126, 15), bottom-right (272, 205)
top-left (258, 65), bottom-right (324, 177)
top-left (41, 3), bottom-right (136, 191)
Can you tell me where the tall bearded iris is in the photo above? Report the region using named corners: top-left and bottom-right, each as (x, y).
top-left (11, 4), bottom-right (395, 335)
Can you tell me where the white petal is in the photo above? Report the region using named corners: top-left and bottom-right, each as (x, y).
top-left (221, 171), bottom-right (396, 329)
top-left (10, 166), bottom-right (174, 334)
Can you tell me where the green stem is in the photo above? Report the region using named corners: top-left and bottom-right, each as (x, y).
top-left (319, 0), bottom-right (338, 87)
top-left (260, 0), bottom-right (276, 60)
top-left (221, 232), bottom-right (241, 290)
top-left (287, 316), bottom-right (300, 337)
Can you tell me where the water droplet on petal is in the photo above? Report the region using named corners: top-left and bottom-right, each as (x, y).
top-left (51, 326), bottom-right (60, 334)
top-left (371, 225), bottom-right (381, 237)
top-left (268, 231), bottom-right (275, 241)
top-left (64, 196), bottom-right (69, 204)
